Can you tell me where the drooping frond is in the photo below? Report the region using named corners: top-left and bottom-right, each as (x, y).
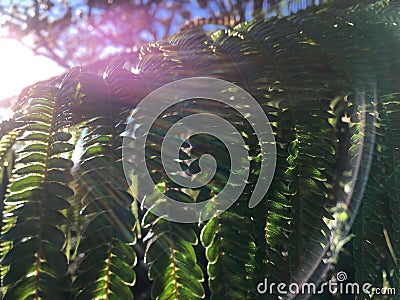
top-left (1, 84), bottom-right (73, 299)
top-left (68, 72), bottom-right (137, 300)
top-left (381, 94), bottom-right (400, 292)
top-left (129, 97), bottom-right (206, 300)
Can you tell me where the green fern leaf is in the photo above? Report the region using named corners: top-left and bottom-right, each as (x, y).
top-left (1, 84), bottom-right (73, 299)
top-left (70, 73), bottom-right (137, 299)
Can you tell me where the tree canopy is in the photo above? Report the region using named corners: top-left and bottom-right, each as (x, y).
top-left (0, 0), bottom-right (335, 68)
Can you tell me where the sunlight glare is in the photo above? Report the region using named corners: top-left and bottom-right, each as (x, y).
top-left (0, 38), bottom-right (64, 101)
top-left (0, 107), bottom-right (13, 122)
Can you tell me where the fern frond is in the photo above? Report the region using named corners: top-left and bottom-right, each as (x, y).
top-left (352, 131), bottom-right (386, 291)
top-left (191, 109), bottom-right (255, 299)
top-left (169, 29), bottom-right (233, 80)
top-left (350, 93), bottom-right (400, 297)
top-left (235, 16), bottom-right (337, 285)
top-left (1, 84), bottom-right (73, 299)
top-left (210, 20), bottom-right (294, 294)
top-left (130, 100), bottom-right (206, 300)
top-left (143, 213), bottom-right (205, 300)
top-left (71, 90), bottom-right (137, 299)
top-left (201, 206), bottom-right (254, 299)
top-left (0, 128), bottom-right (19, 194)
top-left (381, 94), bottom-right (400, 292)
